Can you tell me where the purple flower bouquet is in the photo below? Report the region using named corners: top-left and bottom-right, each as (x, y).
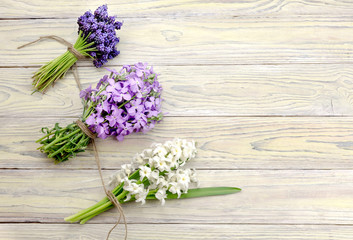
top-left (36, 63), bottom-right (163, 163)
top-left (32, 5), bottom-right (122, 93)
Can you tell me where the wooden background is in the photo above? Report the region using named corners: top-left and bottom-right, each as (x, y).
top-left (1, 0), bottom-right (353, 239)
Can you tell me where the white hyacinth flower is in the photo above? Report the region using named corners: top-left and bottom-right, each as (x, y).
top-left (169, 182), bottom-right (182, 198)
top-left (155, 188), bottom-right (167, 205)
top-left (108, 138), bottom-right (199, 206)
top-left (157, 176), bottom-right (169, 189)
top-left (129, 183), bottom-right (143, 195)
top-left (133, 153), bottom-right (145, 165)
top-left (170, 145), bottom-right (182, 160)
top-left (108, 171), bottom-right (126, 187)
top-left (156, 159), bottom-right (170, 172)
top-left (153, 145), bottom-right (168, 157)
top-left (162, 153), bottom-right (173, 163)
top-left (163, 140), bottom-right (173, 150)
top-left (139, 165), bottom-right (152, 181)
top-left (135, 189), bottom-right (148, 205)
top-left (143, 148), bottom-right (153, 158)
top-left (149, 155), bottom-right (161, 168)
top-left (177, 172), bottom-right (190, 189)
top-left (121, 164), bottom-right (133, 176)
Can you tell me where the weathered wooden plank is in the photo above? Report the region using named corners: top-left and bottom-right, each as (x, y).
top-left (2, 64), bottom-right (353, 117)
top-left (0, 170), bottom-right (352, 224)
top-left (1, 0), bottom-right (353, 19)
top-left (1, 117), bottom-right (353, 170)
top-left (4, 18), bottom-right (353, 66)
top-left (1, 224), bottom-right (353, 240)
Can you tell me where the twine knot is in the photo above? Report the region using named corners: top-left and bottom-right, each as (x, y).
top-left (18, 35), bottom-right (86, 91)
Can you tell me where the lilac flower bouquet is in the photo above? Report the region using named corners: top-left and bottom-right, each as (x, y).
top-left (65, 138), bottom-right (241, 224)
top-left (36, 63), bottom-right (163, 163)
top-left (32, 5), bottom-right (122, 92)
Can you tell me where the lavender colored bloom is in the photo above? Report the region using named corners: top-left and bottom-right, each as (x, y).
top-left (79, 85), bottom-right (92, 100)
top-left (81, 63), bottom-right (163, 141)
top-left (77, 5), bottom-right (122, 68)
top-left (96, 123), bottom-right (110, 139)
top-left (85, 113), bottom-right (104, 126)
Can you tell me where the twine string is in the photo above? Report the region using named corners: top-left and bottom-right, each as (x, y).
top-left (76, 120), bottom-right (128, 240)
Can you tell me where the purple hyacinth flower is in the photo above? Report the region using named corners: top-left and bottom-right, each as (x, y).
top-left (77, 5), bottom-right (122, 68)
top-left (116, 122), bottom-right (134, 141)
top-left (96, 122), bottom-right (110, 139)
top-left (85, 113), bottom-right (104, 126)
top-left (105, 109), bottom-right (125, 127)
top-left (79, 85), bottom-right (92, 100)
top-left (81, 63), bottom-right (163, 140)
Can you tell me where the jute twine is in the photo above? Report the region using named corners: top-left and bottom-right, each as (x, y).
top-left (76, 120), bottom-right (128, 240)
top-left (19, 36), bottom-right (127, 239)
top-left (17, 35), bottom-right (86, 91)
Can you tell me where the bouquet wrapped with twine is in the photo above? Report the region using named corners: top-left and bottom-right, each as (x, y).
top-left (36, 63), bottom-right (163, 163)
top-left (65, 138), bottom-right (241, 239)
top-left (19, 5), bottom-right (122, 93)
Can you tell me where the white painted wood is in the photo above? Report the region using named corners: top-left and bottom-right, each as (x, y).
top-left (1, 0), bottom-right (353, 18)
top-left (0, 170), bottom-right (352, 224)
top-left (4, 18), bottom-right (353, 66)
top-left (1, 65), bottom-right (353, 117)
top-left (1, 117), bottom-right (353, 169)
top-left (1, 1), bottom-right (353, 239)
top-left (1, 224), bottom-right (353, 240)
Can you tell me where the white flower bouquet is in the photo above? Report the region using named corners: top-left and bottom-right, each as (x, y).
top-left (65, 138), bottom-right (241, 224)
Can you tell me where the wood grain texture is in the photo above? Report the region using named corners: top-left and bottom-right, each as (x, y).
top-left (1, 224), bottom-right (353, 240)
top-left (2, 0), bottom-right (353, 19)
top-left (4, 17), bottom-right (353, 66)
top-left (1, 117), bottom-right (353, 170)
top-left (2, 0), bottom-right (353, 238)
top-left (0, 170), bottom-right (352, 224)
top-left (2, 65), bottom-right (353, 117)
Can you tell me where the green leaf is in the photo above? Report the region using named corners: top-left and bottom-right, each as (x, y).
top-left (147, 187), bottom-right (241, 200)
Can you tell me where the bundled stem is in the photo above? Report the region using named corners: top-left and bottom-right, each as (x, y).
top-left (65, 170), bottom-right (140, 224)
top-left (36, 122), bottom-right (91, 163)
top-left (32, 31), bottom-right (95, 93)
top-left (35, 73), bottom-right (106, 162)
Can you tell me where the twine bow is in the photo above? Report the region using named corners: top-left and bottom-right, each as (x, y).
top-left (76, 120), bottom-right (128, 240)
top-left (17, 35), bottom-right (85, 91)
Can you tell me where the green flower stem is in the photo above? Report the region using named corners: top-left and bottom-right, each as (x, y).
top-left (65, 170), bottom-right (141, 223)
top-left (32, 31), bottom-right (96, 93)
top-left (82, 84), bottom-right (110, 120)
top-left (66, 185), bottom-right (242, 224)
top-left (43, 128), bottom-right (81, 150)
top-left (37, 123), bottom-right (91, 162)
top-left (79, 190), bottom-right (128, 224)
top-left (78, 188), bottom-right (155, 224)
top-left (47, 133), bottom-right (83, 158)
top-left (36, 127), bottom-right (66, 142)
top-left (66, 183), bottom-right (123, 223)
top-left (80, 205), bottom-right (114, 224)
top-left (70, 190), bottom-right (128, 223)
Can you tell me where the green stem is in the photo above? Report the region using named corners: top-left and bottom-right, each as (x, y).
top-left (80, 206), bottom-right (114, 224)
top-left (43, 128), bottom-right (81, 150)
top-left (48, 133), bottom-right (83, 158)
top-left (65, 170), bottom-right (141, 223)
top-left (32, 31), bottom-right (97, 93)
